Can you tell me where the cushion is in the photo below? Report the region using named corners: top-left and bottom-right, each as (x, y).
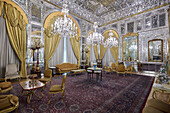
top-left (143, 106), bottom-right (164, 113)
top-left (44, 69), bottom-right (52, 77)
top-left (0, 82), bottom-right (12, 89)
top-left (39, 78), bottom-right (50, 82)
top-left (147, 99), bottom-right (170, 113)
top-left (49, 85), bottom-right (62, 92)
top-left (117, 65), bottom-right (125, 72)
top-left (6, 64), bottom-right (18, 75)
top-left (0, 96), bottom-right (12, 110)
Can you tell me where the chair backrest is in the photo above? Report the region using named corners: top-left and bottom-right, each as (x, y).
top-left (111, 63), bottom-right (116, 69)
top-left (44, 69), bottom-right (52, 78)
top-left (117, 64), bottom-right (125, 72)
top-left (6, 64), bottom-right (19, 75)
top-left (126, 64), bottom-right (133, 71)
top-left (61, 74), bottom-right (67, 89)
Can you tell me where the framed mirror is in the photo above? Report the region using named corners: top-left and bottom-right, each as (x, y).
top-left (122, 32), bottom-right (139, 61)
top-left (148, 39), bottom-right (163, 62)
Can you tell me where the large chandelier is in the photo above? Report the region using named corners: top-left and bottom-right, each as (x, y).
top-left (86, 22), bottom-right (104, 45)
top-left (50, 2), bottom-right (78, 38)
top-left (104, 30), bottom-right (118, 47)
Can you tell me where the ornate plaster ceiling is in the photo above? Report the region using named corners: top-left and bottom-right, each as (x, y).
top-left (45, 0), bottom-right (169, 25)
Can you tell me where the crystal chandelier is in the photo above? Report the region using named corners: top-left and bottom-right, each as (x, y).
top-left (86, 22), bottom-right (104, 45)
top-left (104, 30), bottom-right (118, 47)
top-left (50, 2), bottom-right (78, 38)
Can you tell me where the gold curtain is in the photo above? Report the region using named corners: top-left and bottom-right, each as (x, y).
top-left (110, 47), bottom-right (119, 66)
top-left (4, 3), bottom-right (27, 77)
top-left (44, 26), bottom-right (61, 70)
top-left (0, 1), bottom-right (4, 17)
top-left (100, 33), bottom-right (109, 59)
top-left (86, 45), bottom-right (91, 65)
top-left (99, 44), bottom-right (107, 59)
top-left (70, 37), bottom-right (81, 67)
top-left (93, 45), bottom-right (98, 59)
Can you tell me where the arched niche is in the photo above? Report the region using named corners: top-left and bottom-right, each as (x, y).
top-left (102, 29), bottom-right (119, 41)
top-left (43, 11), bottom-right (81, 39)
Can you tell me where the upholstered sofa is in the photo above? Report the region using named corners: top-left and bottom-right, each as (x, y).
top-left (56, 63), bottom-right (78, 74)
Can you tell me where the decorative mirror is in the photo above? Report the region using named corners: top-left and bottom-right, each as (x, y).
top-left (122, 32), bottom-right (139, 61)
top-left (148, 39), bottom-right (163, 62)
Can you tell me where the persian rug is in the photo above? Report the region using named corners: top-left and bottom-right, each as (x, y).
top-left (11, 73), bottom-right (154, 113)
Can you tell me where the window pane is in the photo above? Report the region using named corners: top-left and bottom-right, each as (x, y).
top-left (145, 18), bottom-right (151, 29)
top-left (152, 15), bottom-right (158, 28)
top-left (137, 20), bottom-right (142, 31)
top-left (159, 13), bottom-right (165, 27)
top-left (121, 24), bottom-right (125, 34)
top-left (127, 22), bottom-right (134, 32)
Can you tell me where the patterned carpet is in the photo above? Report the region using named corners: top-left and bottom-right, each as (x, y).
top-left (11, 73), bottom-right (154, 113)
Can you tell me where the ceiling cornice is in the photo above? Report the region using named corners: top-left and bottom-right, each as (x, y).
top-left (99, 3), bottom-right (169, 27)
top-left (43, 0), bottom-right (94, 24)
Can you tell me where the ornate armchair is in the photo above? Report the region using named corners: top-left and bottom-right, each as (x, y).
top-left (104, 65), bottom-right (111, 74)
top-left (117, 64), bottom-right (126, 77)
top-left (48, 74), bottom-right (67, 103)
top-left (5, 64), bottom-right (20, 81)
top-left (125, 64), bottom-right (133, 75)
top-left (0, 78), bottom-right (12, 94)
top-left (39, 69), bottom-right (52, 87)
top-left (111, 63), bottom-right (117, 72)
top-left (0, 95), bottom-right (19, 113)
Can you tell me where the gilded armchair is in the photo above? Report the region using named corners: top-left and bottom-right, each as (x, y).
top-left (5, 64), bottom-right (20, 81)
top-left (39, 69), bottom-right (52, 87)
top-left (111, 63), bottom-right (117, 72)
top-left (0, 78), bottom-right (12, 94)
top-left (48, 74), bottom-right (67, 103)
top-left (125, 64), bottom-right (133, 75)
top-left (0, 95), bottom-right (19, 113)
top-left (116, 64), bottom-right (126, 77)
top-left (104, 65), bottom-right (111, 74)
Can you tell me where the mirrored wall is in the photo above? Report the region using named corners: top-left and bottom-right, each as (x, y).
top-left (148, 39), bottom-right (163, 62)
top-left (122, 32), bottom-right (139, 61)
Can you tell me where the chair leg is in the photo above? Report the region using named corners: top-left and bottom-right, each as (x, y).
top-left (62, 90), bottom-right (65, 102)
top-left (117, 73), bottom-right (119, 76)
top-left (48, 93), bottom-right (51, 104)
top-left (123, 73), bottom-right (125, 77)
top-left (15, 107), bottom-right (18, 113)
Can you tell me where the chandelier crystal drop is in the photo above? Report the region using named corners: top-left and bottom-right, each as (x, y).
top-left (50, 1), bottom-right (78, 38)
top-left (104, 30), bottom-right (118, 47)
top-left (86, 22), bottom-right (104, 45)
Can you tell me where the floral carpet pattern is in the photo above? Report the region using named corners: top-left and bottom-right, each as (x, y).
top-left (11, 73), bottom-right (154, 113)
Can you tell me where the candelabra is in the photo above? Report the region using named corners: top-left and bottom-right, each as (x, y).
top-left (29, 38), bottom-right (44, 77)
